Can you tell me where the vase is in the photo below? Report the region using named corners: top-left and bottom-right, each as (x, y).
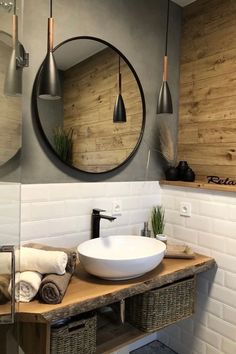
top-left (165, 166), bottom-right (178, 181)
top-left (183, 167), bottom-right (195, 182)
top-left (177, 161), bottom-right (189, 180)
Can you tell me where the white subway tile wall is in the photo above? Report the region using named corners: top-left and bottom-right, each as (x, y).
top-left (0, 183), bottom-right (21, 246)
top-left (20, 182), bottom-right (236, 354)
top-left (157, 186), bottom-right (236, 354)
top-left (21, 181), bottom-right (161, 247)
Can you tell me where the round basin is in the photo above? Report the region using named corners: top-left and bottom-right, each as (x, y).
top-left (78, 235), bottom-right (166, 280)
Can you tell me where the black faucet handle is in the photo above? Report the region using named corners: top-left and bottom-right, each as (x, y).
top-left (92, 208), bottom-right (106, 215)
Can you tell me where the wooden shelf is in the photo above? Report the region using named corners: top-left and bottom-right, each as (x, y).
top-left (96, 317), bottom-right (147, 354)
top-left (1, 255), bottom-right (216, 354)
top-left (160, 180), bottom-right (236, 193)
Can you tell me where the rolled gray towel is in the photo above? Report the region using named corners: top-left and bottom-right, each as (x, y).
top-left (39, 272), bottom-right (72, 304)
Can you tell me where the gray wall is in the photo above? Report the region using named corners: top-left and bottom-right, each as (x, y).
top-left (22, 0), bottom-right (182, 183)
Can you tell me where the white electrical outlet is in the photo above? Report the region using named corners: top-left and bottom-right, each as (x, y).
top-left (112, 200), bottom-right (122, 216)
top-left (180, 202), bottom-right (191, 217)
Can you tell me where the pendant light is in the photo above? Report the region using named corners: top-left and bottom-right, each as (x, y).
top-left (4, 0), bottom-right (29, 96)
top-left (38, 0), bottom-right (61, 100)
top-left (157, 0), bottom-right (173, 114)
top-left (113, 55), bottom-right (126, 123)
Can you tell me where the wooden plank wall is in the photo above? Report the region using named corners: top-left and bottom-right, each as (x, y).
top-left (63, 47), bottom-right (143, 173)
top-left (178, 0), bottom-right (236, 181)
top-left (0, 40), bottom-right (21, 166)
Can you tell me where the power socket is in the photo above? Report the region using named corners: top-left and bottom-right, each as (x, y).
top-left (112, 200), bottom-right (122, 216)
top-left (180, 202), bottom-right (191, 217)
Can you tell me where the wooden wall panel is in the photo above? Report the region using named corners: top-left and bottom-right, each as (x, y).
top-left (63, 47), bottom-right (142, 172)
top-left (178, 0), bottom-right (236, 181)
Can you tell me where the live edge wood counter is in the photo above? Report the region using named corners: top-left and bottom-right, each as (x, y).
top-left (17, 254), bottom-right (216, 324)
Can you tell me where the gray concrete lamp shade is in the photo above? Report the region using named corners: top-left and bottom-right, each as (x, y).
top-left (38, 1), bottom-right (61, 100)
top-left (157, 0), bottom-right (173, 114)
top-left (38, 51), bottom-right (61, 100)
top-left (113, 56), bottom-right (126, 123)
top-left (157, 80), bottom-right (173, 114)
top-left (113, 93), bottom-right (127, 123)
top-left (4, 48), bottom-right (23, 96)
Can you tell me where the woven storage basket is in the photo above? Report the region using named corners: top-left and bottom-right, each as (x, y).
top-left (126, 276), bottom-right (195, 333)
top-left (50, 312), bottom-right (97, 354)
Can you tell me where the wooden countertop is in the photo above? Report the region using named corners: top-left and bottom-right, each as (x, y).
top-left (10, 254), bottom-right (216, 324)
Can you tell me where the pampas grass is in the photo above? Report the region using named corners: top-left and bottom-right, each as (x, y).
top-left (159, 122), bottom-right (175, 166)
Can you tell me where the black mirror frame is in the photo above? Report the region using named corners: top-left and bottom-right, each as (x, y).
top-left (32, 36), bottom-right (146, 175)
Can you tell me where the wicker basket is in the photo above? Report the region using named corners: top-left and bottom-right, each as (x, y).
top-left (126, 276), bottom-right (195, 333)
top-left (50, 312), bottom-right (97, 354)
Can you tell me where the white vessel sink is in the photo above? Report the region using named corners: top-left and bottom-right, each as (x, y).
top-left (78, 236), bottom-right (166, 280)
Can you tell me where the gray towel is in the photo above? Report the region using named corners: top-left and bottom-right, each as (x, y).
top-left (39, 272), bottom-right (72, 304)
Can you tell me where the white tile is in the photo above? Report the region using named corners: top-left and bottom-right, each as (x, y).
top-left (229, 205), bottom-right (236, 221)
top-left (21, 220), bottom-right (50, 240)
top-left (64, 199), bottom-right (93, 216)
top-left (172, 225), bottom-right (198, 244)
top-left (161, 194), bottom-right (176, 210)
top-left (225, 238), bottom-right (236, 257)
top-left (222, 337), bottom-right (236, 354)
top-left (225, 272), bottom-right (236, 291)
top-left (106, 182), bottom-right (131, 197)
top-left (213, 219), bottom-right (236, 239)
top-left (165, 209), bottom-right (186, 226)
top-left (197, 232), bottom-right (225, 252)
top-left (49, 217), bottom-right (80, 236)
top-left (208, 314), bottom-right (236, 341)
top-left (130, 181), bottom-right (160, 196)
top-left (21, 184), bottom-right (50, 202)
top-left (21, 203), bottom-right (32, 222)
top-left (199, 201), bottom-right (228, 219)
top-left (206, 345), bottom-right (222, 354)
top-left (223, 305), bottom-right (236, 326)
top-left (31, 201), bottom-right (65, 220)
top-left (211, 251), bottom-right (236, 273)
top-left (186, 215), bottom-right (213, 233)
top-left (209, 283), bottom-right (236, 308)
top-left (194, 323), bottom-right (221, 348)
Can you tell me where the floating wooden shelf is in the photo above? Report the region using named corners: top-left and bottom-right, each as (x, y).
top-left (160, 180), bottom-right (236, 193)
top-left (0, 255), bottom-right (216, 354)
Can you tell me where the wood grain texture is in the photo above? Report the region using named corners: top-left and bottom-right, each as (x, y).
top-left (160, 180), bottom-right (236, 193)
top-left (10, 254), bottom-right (216, 324)
top-left (63, 47), bottom-right (143, 172)
top-left (0, 40), bottom-right (21, 165)
top-left (178, 0), bottom-right (236, 181)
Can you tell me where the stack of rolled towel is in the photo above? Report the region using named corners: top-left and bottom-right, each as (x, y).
top-left (0, 244), bottom-right (77, 304)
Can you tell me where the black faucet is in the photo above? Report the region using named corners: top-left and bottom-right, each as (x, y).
top-left (92, 209), bottom-right (116, 239)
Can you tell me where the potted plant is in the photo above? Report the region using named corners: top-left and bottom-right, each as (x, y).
top-left (151, 205), bottom-right (167, 243)
top-left (53, 127), bottom-right (73, 164)
top-left (159, 122), bottom-right (178, 180)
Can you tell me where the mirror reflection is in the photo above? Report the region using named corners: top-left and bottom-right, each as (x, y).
top-left (0, 31), bottom-right (21, 166)
top-left (35, 37), bottom-right (145, 173)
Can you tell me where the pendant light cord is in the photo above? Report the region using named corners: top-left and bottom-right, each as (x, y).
top-left (13, 0), bottom-right (16, 15)
top-left (50, 0), bottom-right (52, 18)
top-left (165, 0), bottom-right (170, 56)
top-left (118, 55), bottom-right (121, 94)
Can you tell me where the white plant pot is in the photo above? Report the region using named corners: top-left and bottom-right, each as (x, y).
top-left (156, 234), bottom-right (167, 244)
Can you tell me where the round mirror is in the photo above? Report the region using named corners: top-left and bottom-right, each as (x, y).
top-left (33, 36), bottom-right (145, 174)
top-left (0, 31), bottom-right (21, 166)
